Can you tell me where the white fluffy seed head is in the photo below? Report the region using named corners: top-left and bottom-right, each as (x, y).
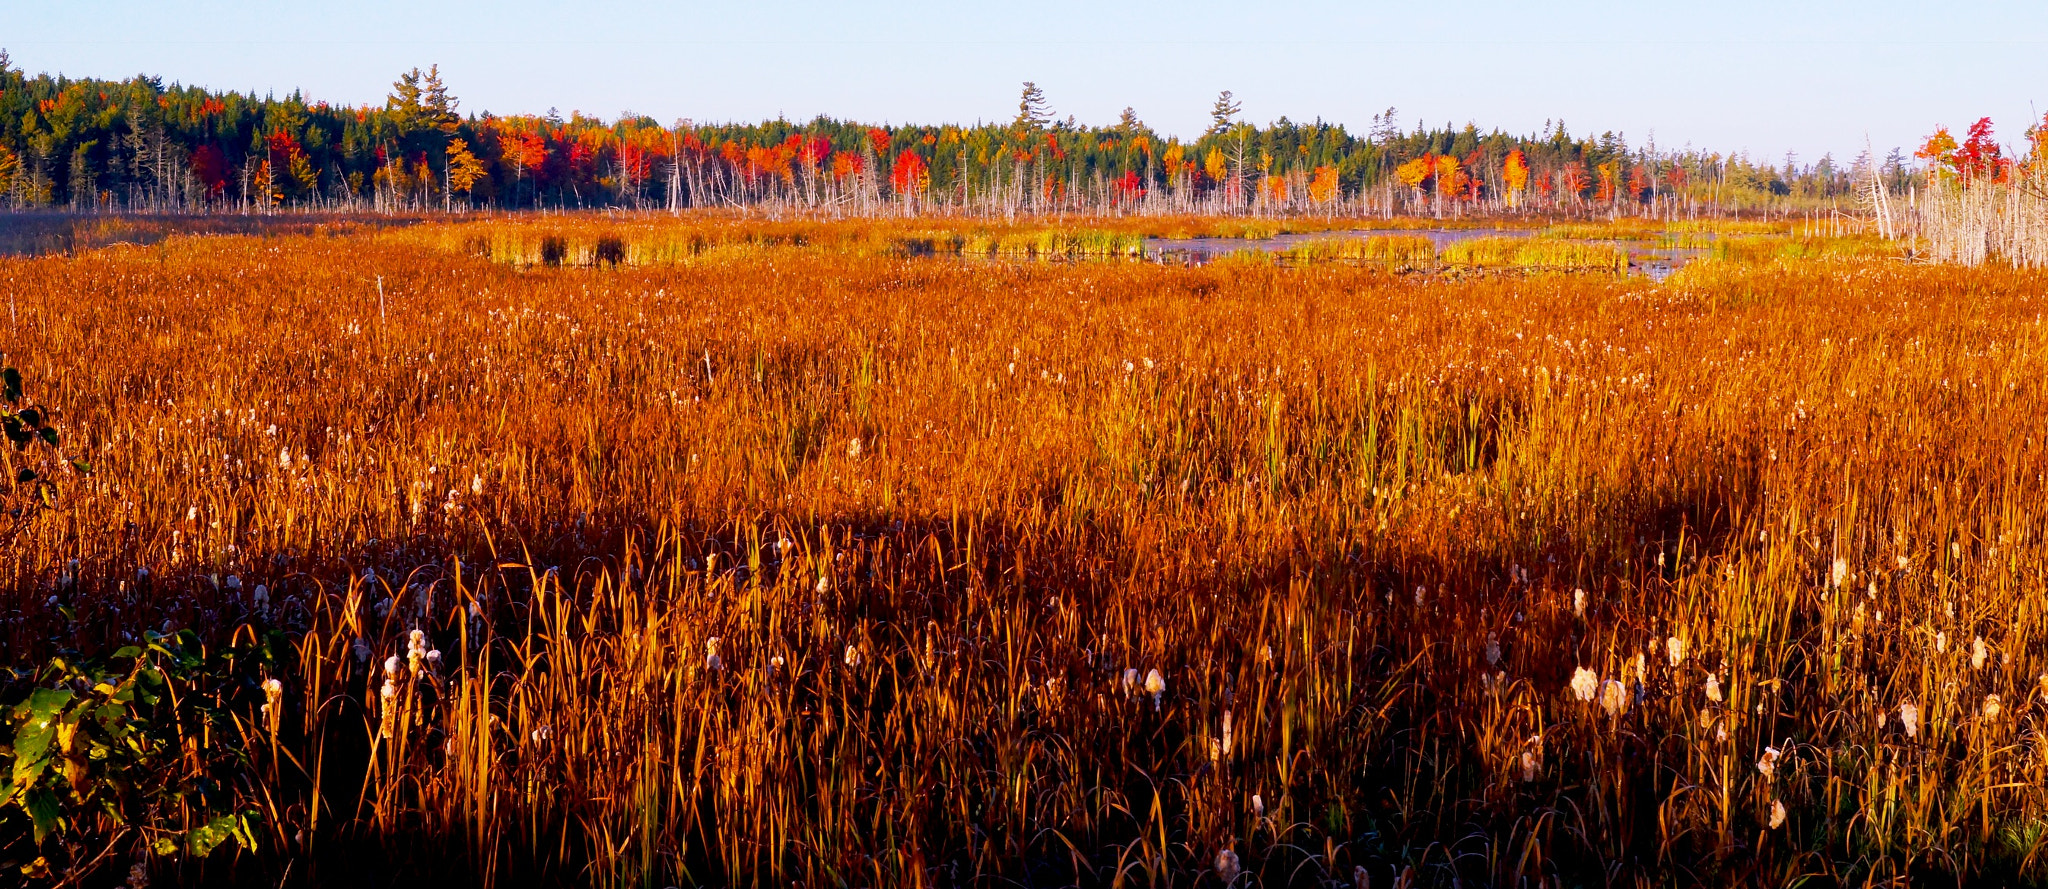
top-left (1757, 746), bottom-right (1782, 780)
top-left (1570, 667), bottom-right (1598, 703)
top-left (1599, 679), bottom-right (1628, 718)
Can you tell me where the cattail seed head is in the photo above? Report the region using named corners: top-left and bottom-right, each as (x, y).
top-left (1769, 799), bottom-right (1787, 829)
top-left (1971, 636), bottom-right (1989, 671)
top-left (1705, 672), bottom-right (1722, 703)
top-left (1570, 667), bottom-right (1598, 702)
top-left (1214, 849), bottom-right (1241, 883)
top-left (1599, 679), bottom-right (1628, 718)
top-left (1831, 557), bottom-right (1849, 587)
top-left (1666, 636), bottom-right (1686, 667)
top-left (1572, 588), bottom-right (1587, 617)
top-left (1757, 745), bottom-right (1782, 780)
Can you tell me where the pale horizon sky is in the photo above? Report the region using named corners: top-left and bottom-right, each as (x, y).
top-left (7, 0), bottom-right (2047, 165)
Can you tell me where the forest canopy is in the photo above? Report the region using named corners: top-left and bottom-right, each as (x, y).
top-left (0, 54), bottom-right (1903, 214)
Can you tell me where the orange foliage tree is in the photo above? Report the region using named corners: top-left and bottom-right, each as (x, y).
top-left (1435, 155), bottom-right (1468, 201)
top-left (1308, 165), bottom-right (1339, 204)
top-left (1502, 150), bottom-right (1529, 208)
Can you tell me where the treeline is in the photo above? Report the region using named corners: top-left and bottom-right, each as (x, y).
top-left (0, 54), bottom-right (1907, 217)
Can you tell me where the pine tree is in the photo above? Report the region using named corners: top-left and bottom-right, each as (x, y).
top-left (1015, 82), bottom-right (1050, 131)
top-left (1207, 91), bottom-right (1241, 137)
top-left (1117, 107), bottom-right (1140, 137)
top-left (388, 65), bottom-right (460, 143)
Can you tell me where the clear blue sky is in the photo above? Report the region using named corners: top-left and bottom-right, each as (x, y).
top-left (7, 0), bottom-right (2046, 163)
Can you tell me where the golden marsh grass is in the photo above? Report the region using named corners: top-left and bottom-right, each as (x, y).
top-left (0, 215), bottom-right (2043, 887)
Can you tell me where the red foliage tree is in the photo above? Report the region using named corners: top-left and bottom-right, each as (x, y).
top-left (1956, 117), bottom-right (2005, 181)
top-left (189, 144), bottom-right (229, 197)
top-left (890, 149), bottom-right (927, 194)
top-left (1112, 170), bottom-right (1145, 204)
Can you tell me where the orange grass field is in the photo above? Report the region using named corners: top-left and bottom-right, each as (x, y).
top-left (3, 214), bottom-right (2047, 888)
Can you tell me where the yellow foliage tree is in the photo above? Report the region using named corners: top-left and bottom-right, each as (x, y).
top-left (1204, 147), bottom-right (1227, 183)
top-left (288, 149), bottom-right (319, 197)
top-left (0, 143), bottom-right (17, 201)
top-left (447, 138), bottom-right (488, 196)
top-left (1395, 156), bottom-right (1434, 194)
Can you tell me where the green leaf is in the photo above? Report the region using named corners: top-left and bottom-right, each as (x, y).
top-left (152, 836), bottom-right (178, 857)
top-left (15, 468), bottom-right (34, 484)
top-left (37, 428), bottom-right (57, 446)
top-left (24, 687), bottom-right (72, 721)
top-left (2, 368), bottom-right (19, 402)
top-left (24, 790), bottom-right (61, 843)
top-left (185, 814), bottom-right (242, 857)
